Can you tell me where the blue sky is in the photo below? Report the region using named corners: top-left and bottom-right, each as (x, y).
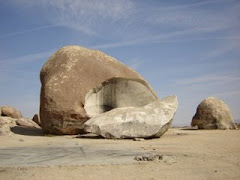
top-left (0, 0), bottom-right (239, 125)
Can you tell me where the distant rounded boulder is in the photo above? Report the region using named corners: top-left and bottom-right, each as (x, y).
top-left (191, 97), bottom-right (237, 129)
top-left (0, 106), bottom-right (22, 119)
top-left (40, 46), bottom-right (157, 135)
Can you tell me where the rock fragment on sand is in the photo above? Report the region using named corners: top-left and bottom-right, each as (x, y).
top-left (133, 138), bottom-right (145, 141)
top-left (84, 96), bottom-right (178, 139)
top-left (134, 154), bottom-right (163, 161)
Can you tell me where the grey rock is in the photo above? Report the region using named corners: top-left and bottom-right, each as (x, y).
top-left (0, 106), bottom-right (22, 119)
top-left (192, 97), bottom-right (237, 129)
top-left (40, 45), bottom-right (157, 135)
top-left (134, 154), bottom-right (163, 161)
top-left (84, 96), bottom-right (178, 139)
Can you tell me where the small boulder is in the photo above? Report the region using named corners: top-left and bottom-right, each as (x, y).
top-left (0, 106), bottom-right (22, 119)
top-left (16, 118), bottom-right (41, 129)
top-left (192, 97), bottom-right (237, 129)
top-left (84, 96), bottom-right (178, 139)
top-left (32, 114), bottom-right (41, 127)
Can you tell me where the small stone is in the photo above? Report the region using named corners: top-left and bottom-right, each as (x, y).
top-left (133, 138), bottom-right (145, 141)
top-left (134, 154), bottom-right (163, 161)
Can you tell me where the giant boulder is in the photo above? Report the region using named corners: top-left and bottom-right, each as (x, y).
top-left (191, 97), bottom-right (237, 129)
top-left (84, 96), bottom-right (178, 139)
top-left (40, 46), bottom-right (157, 135)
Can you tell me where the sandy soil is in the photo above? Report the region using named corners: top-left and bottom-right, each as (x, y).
top-left (0, 127), bottom-right (239, 180)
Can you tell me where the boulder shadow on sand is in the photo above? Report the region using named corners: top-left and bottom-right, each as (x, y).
top-left (11, 126), bottom-right (44, 136)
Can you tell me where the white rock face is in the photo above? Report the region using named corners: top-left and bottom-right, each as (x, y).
top-left (85, 78), bottom-right (157, 117)
top-left (84, 96), bottom-right (178, 139)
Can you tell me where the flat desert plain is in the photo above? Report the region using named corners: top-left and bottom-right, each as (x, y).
top-left (0, 128), bottom-right (239, 180)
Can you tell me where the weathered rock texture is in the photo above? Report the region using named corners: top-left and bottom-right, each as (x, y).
top-left (0, 117), bottom-right (17, 136)
top-left (40, 46), bottom-right (157, 135)
top-left (84, 96), bottom-right (178, 139)
top-left (85, 77), bottom-right (157, 118)
top-left (192, 97), bottom-right (237, 129)
top-left (0, 116), bottom-right (41, 136)
top-left (0, 106), bottom-right (22, 119)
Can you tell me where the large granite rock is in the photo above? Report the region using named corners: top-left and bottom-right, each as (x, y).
top-left (0, 106), bottom-right (22, 119)
top-left (192, 97), bottom-right (237, 129)
top-left (84, 96), bottom-right (178, 139)
top-left (40, 46), bottom-right (157, 135)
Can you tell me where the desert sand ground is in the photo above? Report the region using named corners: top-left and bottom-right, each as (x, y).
top-left (0, 127), bottom-right (239, 180)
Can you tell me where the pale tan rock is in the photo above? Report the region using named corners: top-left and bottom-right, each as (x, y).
top-left (40, 46), bottom-right (157, 135)
top-left (192, 97), bottom-right (237, 129)
top-left (0, 106), bottom-right (22, 119)
top-left (0, 117), bottom-right (16, 136)
top-left (16, 118), bottom-right (41, 129)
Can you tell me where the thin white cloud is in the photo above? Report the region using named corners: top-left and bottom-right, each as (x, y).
top-left (0, 25), bottom-right (59, 40)
top-left (9, 0), bottom-right (135, 36)
top-left (213, 90), bottom-right (240, 98)
top-left (92, 33), bottom-right (240, 49)
top-left (176, 74), bottom-right (240, 85)
top-left (145, 1), bottom-right (239, 33)
top-left (0, 49), bottom-right (54, 67)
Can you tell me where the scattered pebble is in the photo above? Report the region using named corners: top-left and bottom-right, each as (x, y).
top-left (133, 138), bottom-right (145, 141)
top-left (134, 154), bottom-right (163, 161)
top-left (176, 132), bottom-right (188, 135)
top-left (19, 139), bottom-right (24, 142)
